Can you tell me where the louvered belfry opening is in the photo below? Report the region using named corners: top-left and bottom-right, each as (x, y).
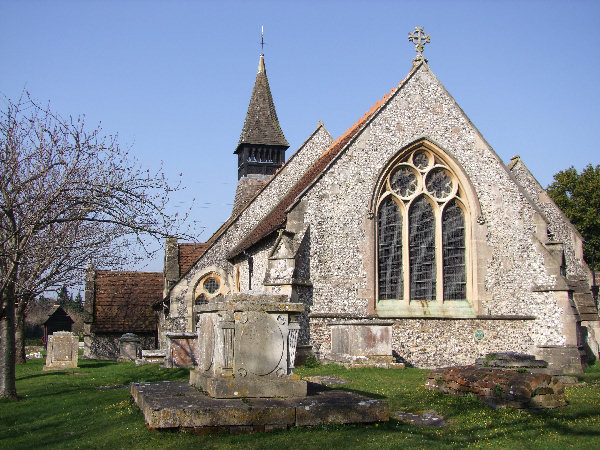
top-left (377, 196), bottom-right (403, 300)
top-left (442, 199), bottom-right (466, 300)
top-left (376, 145), bottom-right (469, 304)
top-left (409, 197), bottom-right (436, 300)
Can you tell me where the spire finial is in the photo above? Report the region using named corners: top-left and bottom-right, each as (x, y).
top-left (408, 26), bottom-right (430, 64)
top-left (260, 25), bottom-right (265, 55)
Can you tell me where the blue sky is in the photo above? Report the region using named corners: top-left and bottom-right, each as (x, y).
top-left (2, 0), bottom-right (599, 271)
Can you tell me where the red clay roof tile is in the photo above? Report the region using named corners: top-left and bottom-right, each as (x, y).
top-left (93, 271), bottom-right (163, 333)
top-left (228, 84), bottom-right (401, 258)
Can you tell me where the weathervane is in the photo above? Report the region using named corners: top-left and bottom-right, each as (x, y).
top-left (260, 25), bottom-right (265, 54)
top-left (408, 26), bottom-right (430, 63)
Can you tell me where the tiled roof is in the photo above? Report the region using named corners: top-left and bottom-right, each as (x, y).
top-left (236, 54), bottom-right (289, 150)
top-left (93, 271), bottom-right (162, 333)
top-left (228, 78), bottom-right (405, 259)
top-left (178, 243), bottom-right (209, 276)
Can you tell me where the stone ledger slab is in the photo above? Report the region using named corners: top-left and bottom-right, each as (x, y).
top-left (131, 381), bottom-right (388, 432)
top-left (190, 371), bottom-right (307, 398)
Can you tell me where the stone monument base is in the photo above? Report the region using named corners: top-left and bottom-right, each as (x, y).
top-left (42, 360), bottom-right (78, 371)
top-left (131, 381), bottom-right (388, 433)
top-left (190, 371), bottom-right (307, 398)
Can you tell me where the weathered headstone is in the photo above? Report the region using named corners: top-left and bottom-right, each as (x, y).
top-left (43, 331), bottom-right (78, 371)
top-left (118, 333), bottom-right (141, 362)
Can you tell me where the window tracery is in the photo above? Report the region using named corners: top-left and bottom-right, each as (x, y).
top-left (376, 146), bottom-right (468, 306)
top-left (194, 273), bottom-right (224, 305)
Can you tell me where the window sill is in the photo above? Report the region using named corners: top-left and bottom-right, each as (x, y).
top-left (376, 299), bottom-right (476, 318)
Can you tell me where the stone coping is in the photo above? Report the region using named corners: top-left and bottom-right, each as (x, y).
top-left (195, 300), bottom-right (305, 314)
top-left (328, 320), bottom-right (394, 326)
top-left (165, 332), bottom-right (197, 338)
top-left (131, 381), bottom-right (389, 432)
top-left (309, 313), bottom-right (536, 320)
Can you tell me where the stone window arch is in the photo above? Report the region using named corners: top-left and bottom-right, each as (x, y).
top-left (194, 272), bottom-right (226, 305)
top-left (374, 141), bottom-right (476, 316)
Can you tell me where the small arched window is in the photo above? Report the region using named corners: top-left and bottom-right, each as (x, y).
top-left (376, 146), bottom-right (469, 306)
top-left (194, 273), bottom-right (224, 305)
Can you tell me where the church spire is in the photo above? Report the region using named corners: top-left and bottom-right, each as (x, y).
top-left (235, 52), bottom-right (289, 180)
top-left (236, 54), bottom-right (289, 154)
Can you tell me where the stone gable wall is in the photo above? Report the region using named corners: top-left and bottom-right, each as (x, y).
top-left (165, 126), bottom-right (333, 331)
top-left (509, 158), bottom-right (588, 279)
top-left (295, 64), bottom-right (565, 365)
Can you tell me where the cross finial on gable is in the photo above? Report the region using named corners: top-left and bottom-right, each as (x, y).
top-left (408, 26), bottom-right (430, 64)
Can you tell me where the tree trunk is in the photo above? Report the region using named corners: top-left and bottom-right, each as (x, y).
top-left (15, 299), bottom-right (27, 364)
top-left (0, 289), bottom-right (18, 400)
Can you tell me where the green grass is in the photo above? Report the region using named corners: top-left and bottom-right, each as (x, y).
top-left (1, 357), bottom-right (599, 449)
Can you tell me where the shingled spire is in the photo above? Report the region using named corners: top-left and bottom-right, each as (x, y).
top-left (235, 54), bottom-right (289, 180)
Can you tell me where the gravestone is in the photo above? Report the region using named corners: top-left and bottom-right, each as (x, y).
top-left (118, 333), bottom-right (141, 361)
top-left (43, 331), bottom-right (78, 370)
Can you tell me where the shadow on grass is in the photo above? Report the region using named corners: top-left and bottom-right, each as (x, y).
top-left (79, 361), bottom-right (117, 369)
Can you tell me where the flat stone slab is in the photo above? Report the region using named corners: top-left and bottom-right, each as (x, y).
top-left (392, 410), bottom-right (447, 427)
top-left (190, 372), bottom-right (307, 398)
top-left (303, 376), bottom-right (350, 386)
top-left (131, 381), bottom-right (388, 432)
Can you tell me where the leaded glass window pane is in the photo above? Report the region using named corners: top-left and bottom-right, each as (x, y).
top-left (442, 200), bottom-right (466, 300)
top-left (377, 197), bottom-right (403, 300)
top-left (409, 197), bottom-right (436, 300)
top-left (203, 277), bottom-right (220, 294)
top-left (412, 151), bottom-right (429, 170)
top-left (390, 166), bottom-right (418, 198)
top-left (426, 168), bottom-right (453, 199)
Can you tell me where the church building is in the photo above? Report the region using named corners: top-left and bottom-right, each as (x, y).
top-left (87, 29), bottom-right (599, 371)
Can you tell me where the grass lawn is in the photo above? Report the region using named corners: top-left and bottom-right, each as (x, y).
top-left (1, 355), bottom-right (599, 449)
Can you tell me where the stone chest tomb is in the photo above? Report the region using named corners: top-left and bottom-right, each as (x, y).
top-left (190, 293), bottom-right (307, 398)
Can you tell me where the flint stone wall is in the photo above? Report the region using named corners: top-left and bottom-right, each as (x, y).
top-left (298, 64), bottom-right (564, 365)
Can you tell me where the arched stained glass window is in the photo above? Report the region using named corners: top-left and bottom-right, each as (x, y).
top-left (409, 197), bottom-right (436, 300)
top-left (442, 200), bottom-right (466, 300)
top-left (377, 196), bottom-right (403, 300)
top-left (376, 145), bottom-right (470, 306)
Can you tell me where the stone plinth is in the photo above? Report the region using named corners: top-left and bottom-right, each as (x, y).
top-left (43, 331), bottom-right (78, 371)
top-left (131, 381), bottom-right (389, 432)
top-left (118, 333), bottom-right (141, 362)
top-left (475, 352), bottom-right (548, 369)
top-left (191, 294), bottom-right (306, 398)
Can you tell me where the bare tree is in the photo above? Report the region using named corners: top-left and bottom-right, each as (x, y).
top-left (0, 92), bottom-right (188, 399)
